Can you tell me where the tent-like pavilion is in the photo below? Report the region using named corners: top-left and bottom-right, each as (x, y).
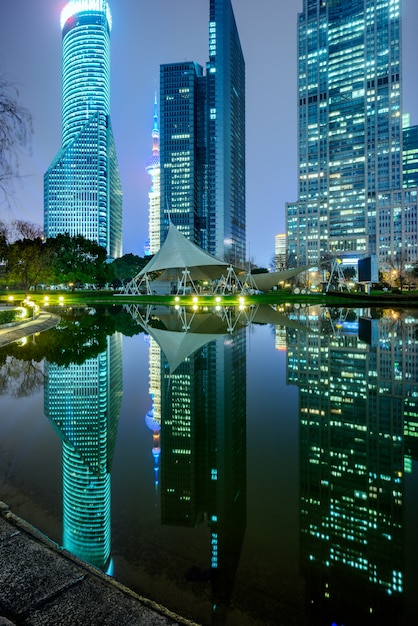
top-left (123, 223), bottom-right (311, 295)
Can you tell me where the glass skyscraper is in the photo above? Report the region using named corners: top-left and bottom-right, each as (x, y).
top-left (286, 0), bottom-right (418, 270)
top-left (44, 0), bottom-right (122, 261)
top-left (160, 0), bottom-right (246, 267)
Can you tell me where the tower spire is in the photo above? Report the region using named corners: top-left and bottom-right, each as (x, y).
top-left (145, 86), bottom-right (161, 255)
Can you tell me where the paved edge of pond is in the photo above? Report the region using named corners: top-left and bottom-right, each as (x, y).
top-left (0, 500), bottom-right (200, 626)
top-left (0, 310), bottom-right (61, 348)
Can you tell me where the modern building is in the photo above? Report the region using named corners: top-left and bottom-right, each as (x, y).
top-left (159, 0), bottom-right (246, 267)
top-left (160, 62), bottom-right (207, 249)
top-left (145, 91), bottom-right (161, 256)
top-left (275, 233), bottom-right (287, 270)
top-left (402, 114), bottom-right (418, 189)
top-left (44, 0), bottom-right (122, 261)
top-left (286, 0), bottom-right (418, 271)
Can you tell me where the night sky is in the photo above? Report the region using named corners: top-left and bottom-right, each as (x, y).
top-left (1, 0), bottom-right (417, 267)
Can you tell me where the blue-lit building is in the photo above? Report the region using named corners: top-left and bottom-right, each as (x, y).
top-left (286, 0), bottom-right (418, 270)
top-left (44, 0), bottom-right (122, 261)
top-left (159, 0), bottom-right (246, 267)
top-left (402, 115), bottom-right (418, 189)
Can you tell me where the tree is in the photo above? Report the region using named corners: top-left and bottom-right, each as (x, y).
top-left (0, 220), bottom-right (9, 262)
top-left (11, 219), bottom-right (43, 241)
top-left (388, 251), bottom-right (408, 292)
top-left (110, 253), bottom-right (150, 286)
top-left (0, 76), bottom-right (33, 203)
top-left (2, 220), bottom-right (49, 295)
top-left (47, 233), bottom-right (109, 288)
top-left (5, 237), bottom-right (51, 295)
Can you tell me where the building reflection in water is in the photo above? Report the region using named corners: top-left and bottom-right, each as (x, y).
top-left (44, 332), bottom-right (123, 573)
top-left (133, 304), bottom-right (247, 623)
top-left (287, 306), bottom-right (418, 625)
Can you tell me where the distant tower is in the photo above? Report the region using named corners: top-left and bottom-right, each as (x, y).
top-left (44, 0), bottom-right (122, 260)
top-left (145, 90), bottom-right (161, 255)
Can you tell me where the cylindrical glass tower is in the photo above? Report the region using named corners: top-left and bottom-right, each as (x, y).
top-left (60, 0), bottom-right (112, 147)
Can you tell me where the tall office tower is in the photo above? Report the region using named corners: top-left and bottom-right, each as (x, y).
top-left (145, 92), bottom-right (161, 255)
top-left (160, 62), bottom-right (207, 249)
top-left (286, 0), bottom-right (418, 270)
top-left (207, 0), bottom-right (246, 267)
top-left (44, 0), bottom-right (122, 261)
top-left (160, 0), bottom-right (246, 266)
top-left (402, 114), bottom-right (418, 189)
top-left (44, 332), bottom-right (123, 571)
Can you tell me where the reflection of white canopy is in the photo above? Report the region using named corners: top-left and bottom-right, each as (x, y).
top-left (138, 222), bottom-right (228, 279)
top-left (136, 311), bottom-right (237, 373)
top-left (130, 305), bottom-right (314, 372)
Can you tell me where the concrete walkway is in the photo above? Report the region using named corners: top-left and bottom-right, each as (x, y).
top-left (0, 310), bottom-right (61, 348)
top-left (0, 501), bottom-right (198, 626)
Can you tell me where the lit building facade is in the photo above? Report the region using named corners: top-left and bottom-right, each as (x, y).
top-left (275, 233), bottom-right (287, 270)
top-left (207, 0), bottom-right (246, 267)
top-left (402, 115), bottom-right (418, 189)
top-left (286, 0), bottom-right (418, 270)
top-left (145, 92), bottom-right (161, 256)
top-left (44, 0), bottom-right (122, 261)
top-left (160, 62), bottom-right (207, 248)
top-left (160, 0), bottom-right (246, 266)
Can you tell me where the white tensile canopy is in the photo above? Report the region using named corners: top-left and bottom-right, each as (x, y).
top-left (123, 222), bottom-right (313, 295)
top-left (138, 222), bottom-right (228, 279)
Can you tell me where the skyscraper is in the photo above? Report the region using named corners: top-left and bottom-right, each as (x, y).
top-left (286, 0), bottom-right (418, 271)
top-left (44, 0), bottom-right (122, 261)
top-left (159, 0), bottom-right (246, 267)
top-left (160, 62), bottom-right (206, 249)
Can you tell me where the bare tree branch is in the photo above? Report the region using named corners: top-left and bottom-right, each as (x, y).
top-left (0, 75), bottom-right (33, 204)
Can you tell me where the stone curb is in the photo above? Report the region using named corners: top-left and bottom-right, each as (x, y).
top-left (0, 501), bottom-right (199, 626)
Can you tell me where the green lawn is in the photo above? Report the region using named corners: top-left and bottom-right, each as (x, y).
top-left (2, 289), bottom-right (418, 308)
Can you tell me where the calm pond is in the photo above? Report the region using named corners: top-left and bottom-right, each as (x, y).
top-left (0, 303), bottom-right (417, 626)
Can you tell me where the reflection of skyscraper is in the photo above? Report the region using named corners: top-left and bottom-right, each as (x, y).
top-left (44, 0), bottom-right (122, 261)
top-left (44, 333), bottom-right (123, 571)
top-left (160, 0), bottom-right (246, 266)
top-left (142, 308), bottom-right (247, 620)
top-left (286, 308), bottom-right (418, 624)
top-left (145, 337), bottom-right (162, 491)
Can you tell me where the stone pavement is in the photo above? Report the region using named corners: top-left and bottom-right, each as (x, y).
top-left (0, 501), bottom-right (198, 626)
top-left (0, 310), bottom-right (61, 348)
